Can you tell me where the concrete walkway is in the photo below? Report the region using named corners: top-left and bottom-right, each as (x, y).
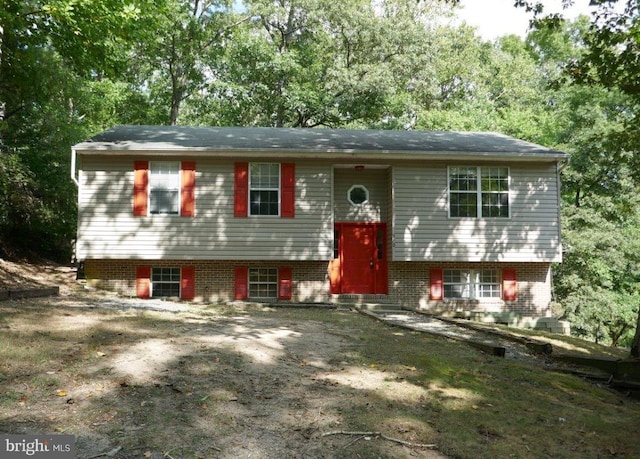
top-left (359, 309), bottom-right (548, 362)
top-left (86, 296), bottom-right (192, 313)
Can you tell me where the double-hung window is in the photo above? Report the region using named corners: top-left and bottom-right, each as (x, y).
top-left (249, 268), bottom-right (278, 298)
top-left (449, 167), bottom-right (509, 218)
top-left (443, 269), bottom-right (501, 299)
top-left (250, 163), bottom-right (280, 216)
top-left (151, 267), bottom-right (181, 297)
top-left (149, 162), bottom-right (180, 215)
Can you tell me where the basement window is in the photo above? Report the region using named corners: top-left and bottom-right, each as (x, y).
top-left (151, 267), bottom-right (180, 297)
top-left (443, 269), bottom-right (500, 299)
top-left (249, 268), bottom-right (278, 298)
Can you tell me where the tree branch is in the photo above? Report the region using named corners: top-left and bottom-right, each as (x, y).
top-left (204, 15), bottom-right (252, 49)
top-left (321, 431), bottom-right (437, 449)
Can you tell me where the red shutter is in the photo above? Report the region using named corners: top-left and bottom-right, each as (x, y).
top-left (429, 268), bottom-right (443, 300)
top-left (278, 267), bottom-right (292, 300)
top-left (180, 266), bottom-right (196, 300)
top-left (503, 269), bottom-right (517, 301)
top-left (281, 163), bottom-right (295, 218)
top-left (181, 162), bottom-right (196, 217)
top-left (234, 267), bottom-right (248, 300)
top-left (329, 259), bottom-right (341, 294)
top-left (133, 161), bottom-right (149, 216)
top-left (136, 266), bottom-right (151, 299)
top-left (234, 163), bottom-right (248, 217)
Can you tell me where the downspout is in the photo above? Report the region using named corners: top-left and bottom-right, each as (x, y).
top-left (552, 156), bottom-right (570, 308)
top-left (557, 156), bottom-right (570, 173)
top-left (70, 148), bottom-right (80, 267)
top-left (556, 156), bottom-right (570, 259)
top-left (70, 148), bottom-right (79, 186)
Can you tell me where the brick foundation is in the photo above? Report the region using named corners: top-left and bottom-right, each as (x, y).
top-left (84, 259), bottom-right (552, 316)
top-left (389, 261), bottom-right (552, 316)
top-left (84, 259), bottom-right (330, 303)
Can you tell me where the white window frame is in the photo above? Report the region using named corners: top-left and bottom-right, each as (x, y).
top-left (443, 269), bottom-right (501, 299)
top-left (248, 267), bottom-right (278, 298)
top-left (249, 163), bottom-right (280, 217)
top-left (448, 166), bottom-right (510, 218)
top-left (149, 161), bottom-right (181, 215)
top-left (151, 267), bottom-right (181, 298)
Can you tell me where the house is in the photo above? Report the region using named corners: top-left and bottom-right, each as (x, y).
top-left (71, 125), bottom-right (567, 317)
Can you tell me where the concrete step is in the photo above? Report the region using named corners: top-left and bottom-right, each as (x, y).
top-left (357, 302), bottom-right (403, 312)
top-left (330, 294), bottom-right (402, 311)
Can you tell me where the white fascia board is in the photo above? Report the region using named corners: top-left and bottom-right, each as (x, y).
top-left (74, 147), bottom-right (568, 162)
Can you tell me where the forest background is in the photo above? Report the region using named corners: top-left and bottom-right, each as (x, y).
top-left (1, 0), bottom-right (639, 354)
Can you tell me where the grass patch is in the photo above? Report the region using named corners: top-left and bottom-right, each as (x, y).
top-left (478, 322), bottom-right (630, 359)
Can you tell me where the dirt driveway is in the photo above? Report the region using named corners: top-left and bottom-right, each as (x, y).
top-left (1, 295), bottom-right (447, 458)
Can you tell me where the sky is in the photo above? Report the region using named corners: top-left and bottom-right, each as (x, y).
top-left (454, 0), bottom-right (597, 40)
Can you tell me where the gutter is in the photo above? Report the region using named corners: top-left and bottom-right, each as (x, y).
top-left (72, 147), bottom-right (569, 163)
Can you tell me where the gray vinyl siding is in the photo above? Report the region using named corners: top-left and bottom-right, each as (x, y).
top-left (77, 155), bottom-right (563, 263)
top-left (333, 168), bottom-right (389, 222)
top-left (76, 156), bottom-right (333, 261)
top-left (392, 162), bottom-right (562, 262)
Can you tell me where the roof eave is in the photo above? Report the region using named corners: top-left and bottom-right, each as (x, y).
top-left (73, 146), bottom-right (568, 162)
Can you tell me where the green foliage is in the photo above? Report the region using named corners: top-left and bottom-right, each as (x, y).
top-left (503, 11), bottom-right (640, 351)
top-left (136, 0), bottom-right (241, 125)
top-left (0, 0), bottom-right (163, 260)
top-left (186, 0), bottom-right (455, 128)
top-left (555, 205), bottom-right (640, 346)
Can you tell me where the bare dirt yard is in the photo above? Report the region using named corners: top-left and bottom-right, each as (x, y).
top-left (1, 260), bottom-right (640, 458)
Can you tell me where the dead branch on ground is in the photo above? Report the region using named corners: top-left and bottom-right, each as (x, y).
top-left (321, 430), bottom-right (437, 449)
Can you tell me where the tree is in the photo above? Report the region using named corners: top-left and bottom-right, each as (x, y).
top-left (187, 0), bottom-right (453, 128)
top-left (0, 0), bottom-right (161, 259)
top-left (555, 203), bottom-right (640, 346)
top-left (130, 0), bottom-right (249, 126)
top-left (518, 1), bottom-right (640, 355)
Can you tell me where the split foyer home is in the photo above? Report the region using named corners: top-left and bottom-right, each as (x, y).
top-left (71, 125), bottom-right (567, 317)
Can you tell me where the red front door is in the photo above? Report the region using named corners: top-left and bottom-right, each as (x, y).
top-left (331, 223), bottom-right (387, 294)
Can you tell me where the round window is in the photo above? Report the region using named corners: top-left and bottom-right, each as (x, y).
top-left (348, 185), bottom-right (369, 206)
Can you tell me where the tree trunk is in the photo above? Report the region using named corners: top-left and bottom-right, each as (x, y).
top-left (169, 88), bottom-right (182, 126)
top-left (631, 310), bottom-right (640, 358)
top-left (0, 22), bottom-right (4, 125)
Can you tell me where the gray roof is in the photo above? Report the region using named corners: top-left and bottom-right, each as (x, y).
top-left (74, 125), bottom-right (567, 160)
